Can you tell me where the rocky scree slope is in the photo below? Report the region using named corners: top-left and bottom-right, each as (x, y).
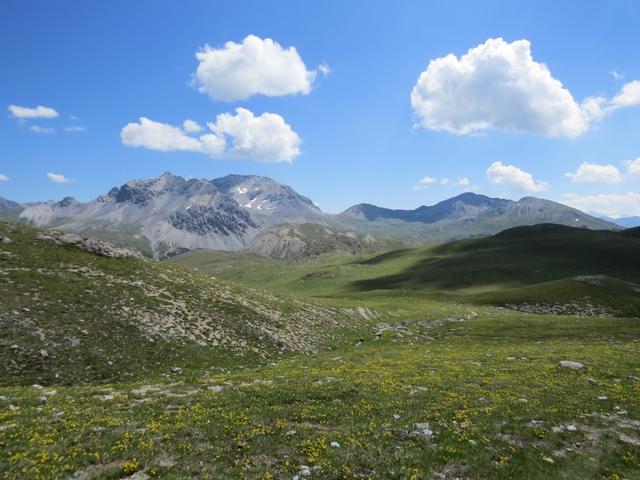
top-left (244, 223), bottom-right (381, 260)
top-left (10, 173), bottom-right (326, 258)
top-left (0, 220), bottom-right (355, 385)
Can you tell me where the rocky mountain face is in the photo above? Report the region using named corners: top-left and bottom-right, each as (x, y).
top-left (11, 173), bottom-right (328, 258)
top-left (1, 175), bottom-right (620, 258)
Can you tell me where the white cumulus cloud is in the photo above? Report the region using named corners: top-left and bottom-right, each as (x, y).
top-left (194, 35), bottom-right (317, 101)
top-left (565, 162), bottom-right (623, 183)
top-left (47, 172), bottom-right (74, 184)
top-left (208, 108), bottom-right (301, 162)
top-left (0, 174), bottom-right (9, 181)
top-left (563, 192), bottom-right (640, 217)
top-left (411, 38), bottom-right (640, 138)
top-left (8, 104), bottom-right (58, 119)
top-left (486, 161), bottom-right (547, 192)
top-left (121, 108), bottom-right (300, 163)
top-left (182, 119), bottom-right (202, 133)
top-left (121, 117), bottom-right (202, 152)
top-left (610, 80), bottom-right (640, 108)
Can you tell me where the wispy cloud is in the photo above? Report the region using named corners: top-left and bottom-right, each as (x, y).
top-left (29, 125), bottom-right (55, 134)
top-left (413, 175), bottom-right (470, 190)
top-left (610, 69), bottom-right (624, 80)
top-left (47, 172), bottom-right (74, 184)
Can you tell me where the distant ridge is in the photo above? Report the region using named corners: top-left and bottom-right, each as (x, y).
top-left (0, 175), bottom-right (620, 258)
top-left (339, 193), bottom-right (618, 230)
top-left (339, 193), bottom-right (510, 222)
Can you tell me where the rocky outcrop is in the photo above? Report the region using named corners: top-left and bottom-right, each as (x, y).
top-left (245, 223), bottom-right (380, 260)
top-left (36, 230), bottom-right (142, 258)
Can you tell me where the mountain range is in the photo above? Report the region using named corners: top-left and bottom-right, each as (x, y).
top-left (0, 172), bottom-right (620, 258)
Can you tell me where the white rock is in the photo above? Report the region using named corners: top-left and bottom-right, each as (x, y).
top-left (330, 441), bottom-right (340, 448)
top-left (559, 360), bottom-right (584, 370)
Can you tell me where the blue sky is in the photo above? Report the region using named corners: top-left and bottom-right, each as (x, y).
top-left (1, 0), bottom-right (639, 215)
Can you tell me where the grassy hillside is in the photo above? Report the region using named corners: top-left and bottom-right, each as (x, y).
top-left (168, 224), bottom-right (640, 317)
top-left (0, 221), bottom-right (358, 386)
top-left (354, 224), bottom-right (640, 290)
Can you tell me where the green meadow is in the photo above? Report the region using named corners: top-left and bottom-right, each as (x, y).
top-left (1, 221), bottom-right (640, 479)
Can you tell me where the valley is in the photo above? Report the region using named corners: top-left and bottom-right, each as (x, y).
top-left (1, 218), bottom-right (639, 479)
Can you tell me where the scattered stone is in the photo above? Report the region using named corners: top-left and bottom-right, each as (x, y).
top-left (393, 414), bottom-right (401, 420)
top-left (171, 367), bottom-right (182, 374)
top-left (330, 441), bottom-right (340, 448)
top-left (559, 360), bottom-right (584, 370)
top-left (36, 230), bottom-right (143, 258)
top-left (505, 301), bottom-right (612, 317)
top-left (285, 430), bottom-right (297, 437)
top-left (597, 396), bottom-right (608, 401)
top-left (566, 425), bottom-right (578, 432)
top-left (411, 422), bottom-right (434, 439)
top-left (298, 465), bottom-right (311, 476)
top-left (0, 235), bottom-right (12, 244)
top-left (619, 433), bottom-right (640, 446)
